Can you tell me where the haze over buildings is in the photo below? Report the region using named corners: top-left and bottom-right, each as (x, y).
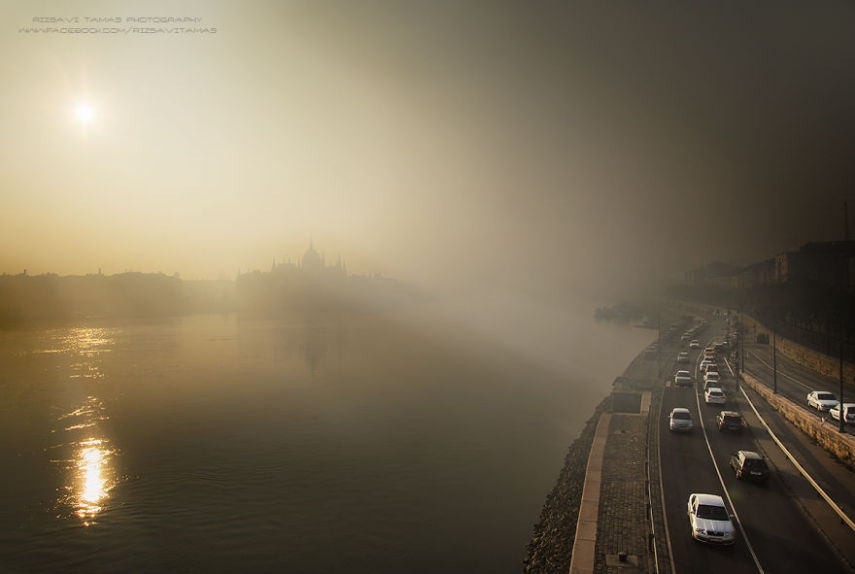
top-left (2, 1), bottom-right (854, 304)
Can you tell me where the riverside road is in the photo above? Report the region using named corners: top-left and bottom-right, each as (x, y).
top-left (656, 316), bottom-right (854, 573)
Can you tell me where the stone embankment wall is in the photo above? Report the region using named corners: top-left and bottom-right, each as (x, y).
top-left (741, 373), bottom-right (855, 471)
top-left (522, 396), bottom-right (611, 574)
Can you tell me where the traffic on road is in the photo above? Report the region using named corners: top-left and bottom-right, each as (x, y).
top-left (655, 313), bottom-right (853, 574)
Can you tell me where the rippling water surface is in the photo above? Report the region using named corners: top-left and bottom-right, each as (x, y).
top-left (0, 311), bottom-right (653, 573)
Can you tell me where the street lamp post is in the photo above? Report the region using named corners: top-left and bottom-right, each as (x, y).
top-left (772, 324), bottom-right (777, 394)
top-left (657, 310), bottom-right (662, 380)
top-left (736, 306), bottom-right (743, 392)
top-left (840, 325), bottom-right (845, 433)
top-left (740, 305), bottom-right (745, 374)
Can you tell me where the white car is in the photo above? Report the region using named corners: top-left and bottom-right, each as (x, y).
top-left (699, 359), bottom-right (716, 373)
top-left (807, 391), bottom-right (839, 412)
top-left (704, 387), bottom-right (726, 405)
top-left (689, 340), bottom-right (700, 349)
top-left (669, 408), bottom-right (694, 432)
top-left (704, 371), bottom-right (721, 386)
top-left (829, 403), bottom-right (855, 424)
top-left (677, 351), bottom-right (690, 363)
top-left (674, 370), bottom-right (693, 386)
top-left (687, 493), bottom-right (736, 545)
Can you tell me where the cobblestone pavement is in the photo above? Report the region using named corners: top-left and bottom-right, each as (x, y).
top-left (593, 413), bottom-right (648, 573)
top-left (591, 350), bottom-right (675, 574)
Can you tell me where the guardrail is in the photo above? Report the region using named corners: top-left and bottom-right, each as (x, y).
top-left (645, 384), bottom-right (674, 574)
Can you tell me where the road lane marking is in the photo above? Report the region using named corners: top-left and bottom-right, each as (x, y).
top-left (725, 358), bottom-right (855, 533)
top-left (654, 382), bottom-right (677, 574)
top-left (694, 344), bottom-right (765, 573)
top-left (746, 351), bottom-right (812, 393)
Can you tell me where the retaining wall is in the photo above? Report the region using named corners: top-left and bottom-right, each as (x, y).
top-left (741, 372), bottom-right (855, 471)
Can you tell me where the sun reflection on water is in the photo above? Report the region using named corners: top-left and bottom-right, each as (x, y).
top-left (48, 328), bottom-right (120, 525)
top-left (75, 438), bottom-right (113, 522)
top-left (35, 327), bottom-right (115, 357)
top-left (63, 328), bottom-right (114, 355)
top-left (53, 393), bottom-right (117, 524)
top-left (54, 399), bottom-right (117, 525)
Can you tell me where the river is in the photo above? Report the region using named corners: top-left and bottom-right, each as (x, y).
top-left (0, 309), bottom-right (654, 573)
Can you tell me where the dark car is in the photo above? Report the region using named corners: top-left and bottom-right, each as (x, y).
top-left (729, 450), bottom-right (769, 483)
top-left (717, 411), bottom-right (745, 433)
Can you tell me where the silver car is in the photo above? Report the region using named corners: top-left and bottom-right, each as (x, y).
top-left (687, 493), bottom-right (736, 545)
top-left (704, 387), bottom-right (726, 405)
top-left (703, 371), bottom-right (721, 386)
top-left (807, 391), bottom-right (838, 412)
top-left (830, 403), bottom-right (855, 424)
top-left (699, 358), bottom-right (716, 373)
top-left (674, 370), bottom-right (693, 386)
top-left (669, 408), bottom-right (693, 432)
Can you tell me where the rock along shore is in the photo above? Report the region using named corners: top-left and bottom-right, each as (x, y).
top-left (522, 394), bottom-right (613, 573)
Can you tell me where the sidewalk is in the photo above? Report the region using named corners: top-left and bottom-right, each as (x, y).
top-left (569, 352), bottom-right (667, 574)
top-left (568, 412), bottom-right (610, 574)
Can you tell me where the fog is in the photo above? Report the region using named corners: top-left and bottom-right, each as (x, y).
top-left (7, 6), bottom-right (855, 570)
top-left (2, 1), bottom-right (854, 315)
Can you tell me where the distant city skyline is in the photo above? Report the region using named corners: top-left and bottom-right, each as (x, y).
top-left (3, 241), bottom-right (363, 281)
top-left (2, 1), bottom-right (854, 301)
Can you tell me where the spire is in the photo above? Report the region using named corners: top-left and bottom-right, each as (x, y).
top-left (302, 240), bottom-right (322, 272)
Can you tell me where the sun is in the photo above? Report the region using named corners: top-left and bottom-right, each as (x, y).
top-left (74, 102), bottom-right (95, 125)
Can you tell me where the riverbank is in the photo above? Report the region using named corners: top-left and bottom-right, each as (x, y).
top-left (522, 395), bottom-right (612, 573)
top-left (522, 343), bottom-right (668, 573)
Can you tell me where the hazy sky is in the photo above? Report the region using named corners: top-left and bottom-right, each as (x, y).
top-left (2, 1), bottom-right (854, 300)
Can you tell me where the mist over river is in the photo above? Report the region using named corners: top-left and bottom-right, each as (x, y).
top-left (0, 308), bottom-right (654, 573)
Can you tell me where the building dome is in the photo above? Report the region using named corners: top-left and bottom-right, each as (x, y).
top-left (301, 242), bottom-right (323, 273)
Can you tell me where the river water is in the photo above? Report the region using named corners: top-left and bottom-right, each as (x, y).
top-left (0, 309), bottom-right (654, 573)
